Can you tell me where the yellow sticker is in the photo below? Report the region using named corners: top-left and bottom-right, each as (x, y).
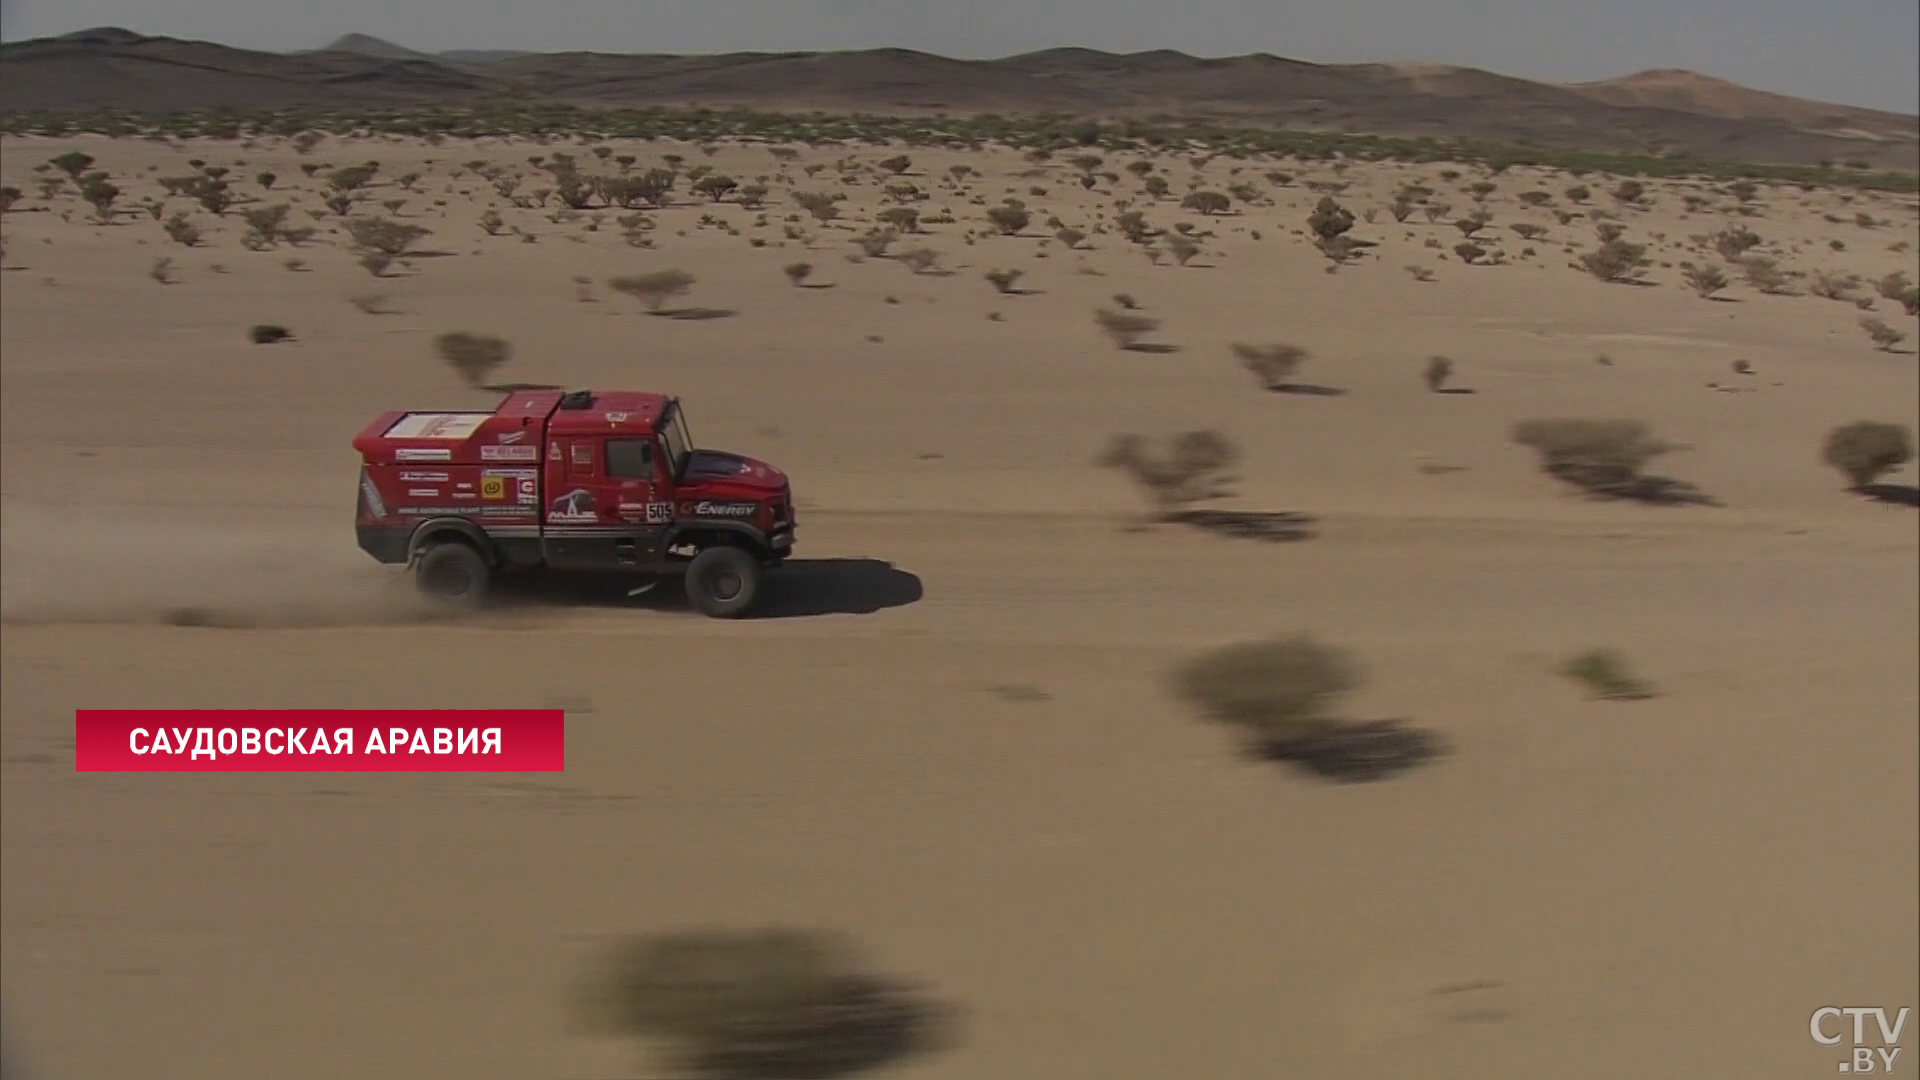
top-left (480, 476), bottom-right (506, 500)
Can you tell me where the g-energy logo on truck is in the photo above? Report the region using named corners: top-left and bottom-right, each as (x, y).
top-left (680, 500), bottom-right (759, 519)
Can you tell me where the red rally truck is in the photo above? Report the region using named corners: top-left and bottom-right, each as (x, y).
top-left (353, 388), bottom-right (795, 617)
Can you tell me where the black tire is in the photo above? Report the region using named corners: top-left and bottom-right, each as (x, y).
top-left (413, 542), bottom-right (491, 607)
top-left (684, 545), bottom-right (761, 618)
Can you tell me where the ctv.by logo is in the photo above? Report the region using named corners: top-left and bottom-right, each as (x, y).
top-left (1812, 1007), bottom-right (1910, 1074)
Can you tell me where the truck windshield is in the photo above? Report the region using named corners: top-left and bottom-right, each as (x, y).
top-left (659, 405), bottom-right (693, 480)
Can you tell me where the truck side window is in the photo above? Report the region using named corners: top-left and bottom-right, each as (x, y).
top-left (606, 438), bottom-right (655, 480)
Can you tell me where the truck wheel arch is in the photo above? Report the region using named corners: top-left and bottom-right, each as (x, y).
top-left (408, 518), bottom-right (499, 565)
top-left (664, 522), bottom-right (770, 561)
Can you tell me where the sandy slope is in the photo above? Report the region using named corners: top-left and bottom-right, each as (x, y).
top-left (2, 134), bottom-right (1916, 1079)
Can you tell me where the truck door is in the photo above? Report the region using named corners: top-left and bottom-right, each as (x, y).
top-left (540, 435), bottom-right (666, 571)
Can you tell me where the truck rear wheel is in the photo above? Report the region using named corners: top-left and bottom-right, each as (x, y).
top-left (414, 542), bottom-right (491, 607)
top-left (684, 545), bottom-right (761, 618)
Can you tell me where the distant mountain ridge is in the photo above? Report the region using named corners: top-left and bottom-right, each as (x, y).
top-left (1, 28), bottom-right (1912, 170)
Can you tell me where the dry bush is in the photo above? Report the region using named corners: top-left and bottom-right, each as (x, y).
top-left (1405, 264), bottom-right (1435, 282)
top-left (576, 928), bottom-right (951, 1080)
top-left (691, 174), bottom-right (738, 202)
top-left (1422, 355), bottom-right (1454, 392)
top-left (162, 212), bottom-right (201, 247)
top-left (248, 324), bottom-right (292, 345)
top-left (1098, 430), bottom-right (1239, 516)
top-left (1055, 227), bottom-right (1085, 249)
top-left (876, 207), bottom-right (919, 233)
top-left (238, 203), bottom-right (290, 249)
top-left (852, 228), bottom-right (896, 258)
top-left (609, 269), bottom-right (696, 312)
top-left (1172, 636), bottom-right (1359, 751)
top-left (791, 191), bottom-right (839, 224)
top-left (897, 248), bottom-right (940, 274)
top-left (346, 217), bottom-right (431, 258)
top-left (1578, 238), bottom-right (1649, 282)
top-left (1559, 649), bottom-right (1658, 700)
top-left (1711, 226), bottom-right (1762, 261)
top-left (78, 172), bottom-right (119, 220)
top-left (782, 262), bottom-right (812, 286)
top-left (985, 205), bottom-right (1029, 235)
top-left (1877, 270), bottom-right (1914, 303)
top-left (1181, 190), bottom-right (1230, 215)
top-left (1094, 308), bottom-right (1160, 350)
top-left (435, 332), bottom-right (511, 387)
top-left (1511, 418), bottom-right (1682, 500)
top-left (348, 292), bottom-right (394, 315)
top-left (148, 257), bottom-right (174, 285)
top-left (1821, 421), bottom-right (1914, 490)
top-left (1809, 270), bottom-right (1862, 301)
top-left (1737, 255), bottom-right (1792, 294)
top-left (1681, 263), bottom-right (1729, 298)
top-left (984, 268), bottom-right (1023, 294)
top-left (1231, 343), bottom-right (1309, 390)
top-left (1860, 317), bottom-right (1907, 352)
top-left (1307, 196), bottom-right (1359, 262)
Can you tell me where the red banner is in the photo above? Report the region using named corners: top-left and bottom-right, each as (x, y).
top-left (74, 710), bottom-right (565, 772)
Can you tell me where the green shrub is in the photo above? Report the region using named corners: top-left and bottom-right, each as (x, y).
top-left (1098, 430), bottom-right (1239, 516)
top-left (1173, 636), bottom-right (1359, 749)
top-left (577, 928), bottom-right (949, 1080)
top-left (1511, 418), bottom-right (1673, 497)
top-left (1232, 343), bottom-right (1309, 390)
top-left (434, 332), bottom-right (511, 387)
top-left (1559, 649), bottom-right (1657, 700)
top-left (1821, 421), bottom-right (1914, 490)
top-left (609, 269), bottom-right (695, 312)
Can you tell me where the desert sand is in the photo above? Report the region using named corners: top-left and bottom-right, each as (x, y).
top-left (1, 132), bottom-right (1916, 1079)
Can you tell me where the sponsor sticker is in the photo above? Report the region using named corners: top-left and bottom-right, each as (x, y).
top-left (548, 488), bottom-right (597, 523)
top-left (359, 476), bottom-right (388, 519)
top-left (406, 488), bottom-right (440, 497)
top-left (481, 444), bottom-right (538, 462)
top-left (681, 500), bottom-right (759, 519)
top-left (498, 429), bottom-right (526, 445)
top-left (396, 447), bottom-right (452, 462)
top-left (646, 501), bottom-right (673, 524)
top-left (398, 471), bottom-right (449, 483)
top-left (480, 476), bottom-right (507, 500)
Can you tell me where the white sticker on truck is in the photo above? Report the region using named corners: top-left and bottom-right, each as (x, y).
top-left (481, 444), bottom-right (538, 462)
top-left (384, 413), bottom-right (488, 440)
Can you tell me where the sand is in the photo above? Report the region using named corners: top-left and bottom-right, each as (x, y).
top-left (2, 133), bottom-right (1916, 1079)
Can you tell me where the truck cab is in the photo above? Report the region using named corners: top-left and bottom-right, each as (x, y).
top-left (352, 389), bottom-right (795, 617)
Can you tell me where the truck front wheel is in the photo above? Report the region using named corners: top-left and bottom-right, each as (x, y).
top-left (684, 545), bottom-right (761, 618)
top-left (414, 542), bottom-right (491, 607)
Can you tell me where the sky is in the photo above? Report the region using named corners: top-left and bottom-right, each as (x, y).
top-left (2, 0), bottom-right (1916, 115)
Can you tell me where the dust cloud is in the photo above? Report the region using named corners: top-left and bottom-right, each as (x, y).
top-left (0, 506), bottom-right (447, 628)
